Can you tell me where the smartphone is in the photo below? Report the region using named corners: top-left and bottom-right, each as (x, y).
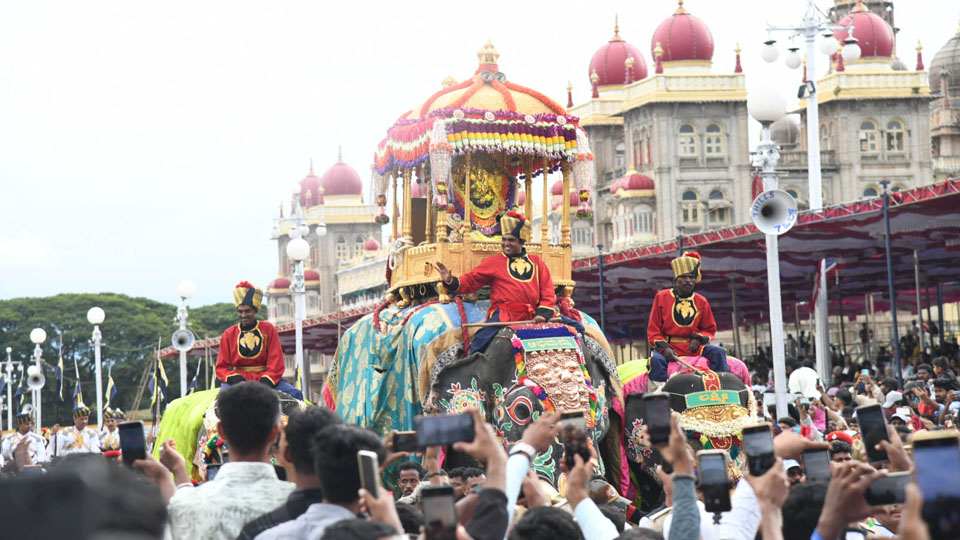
top-left (118, 420), bottom-right (147, 467)
top-left (697, 450), bottom-right (731, 513)
top-left (357, 450), bottom-right (380, 498)
top-left (421, 485), bottom-right (458, 540)
top-left (855, 404), bottom-right (889, 464)
top-left (861, 369), bottom-right (870, 376)
top-left (642, 394), bottom-right (672, 446)
top-left (560, 411), bottom-right (591, 469)
top-left (393, 431), bottom-right (420, 453)
top-left (864, 472), bottom-right (911, 506)
top-left (415, 414), bottom-right (475, 447)
top-left (913, 433), bottom-right (960, 538)
top-left (742, 423), bottom-right (776, 477)
top-left (802, 448), bottom-right (832, 484)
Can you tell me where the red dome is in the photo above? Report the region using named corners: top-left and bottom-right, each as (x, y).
top-left (298, 172), bottom-right (324, 208)
top-left (589, 22), bottom-right (648, 85)
top-left (651, 1), bottom-right (714, 63)
top-left (551, 190), bottom-right (581, 211)
top-left (612, 171), bottom-right (655, 194)
top-left (833, 3), bottom-right (894, 59)
top-left (304, 269), bottom-right (320, 281)
top-left (550, 179), bottom-right (563, 196)
top-left (364, 237), bottom-right (381, 251)
top-left (320, 151), bottom-right (363, 196)
top-left (268, 277), bottom-right (291, 290)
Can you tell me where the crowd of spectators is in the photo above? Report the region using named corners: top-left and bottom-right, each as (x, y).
top-left (0, 362), bottom-right (957, 540)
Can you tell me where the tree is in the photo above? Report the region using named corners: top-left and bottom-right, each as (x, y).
top-left (0, 293), bottom-right (247, 428)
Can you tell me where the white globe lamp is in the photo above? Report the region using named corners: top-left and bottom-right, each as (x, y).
top-left (784, 48), bottom-right (802, 69)
top-left (87, 307), bottom-right (105, 325)
top-left (841, 38), bottom-right (862, 63)
top-left (315, 223), bottom-right (328, 237)
top-left (29, 328), bottom-right (46, 345)
top-left (286, 237), bottom-right (310, 262)
top-left (748, 87), bottom-right (787, 125)
top-left (177, 280), bottom-right (197, 300)
top-left (820, 33), bottom-right (839, 56)
top-left (761, 40), bottom-right (779, 63)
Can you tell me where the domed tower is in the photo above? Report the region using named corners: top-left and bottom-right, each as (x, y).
top-left (830, 0), bottom-right (896, 42)
top-left (832, 0), bottom-right (895, 70)
top-left (930, 22), bottom-right (960, 181)
top-left (650, 0), bottom-right (715, 72)
top-left (588, 17), bottom-right (648, 91)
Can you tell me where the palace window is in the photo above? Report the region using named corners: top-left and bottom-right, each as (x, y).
top-left (708, 189), bottom-right (729, 227)
top-left (614, 142), bottom-right (626, 171)
top-left (645, 132), bottom-right (652, 164)
top-left (336, 237), bottom-right (347, 261)
top-left (785, 187), bottom-right (801, 199)
top-left (632, 130), bottom-right (642, 167)
top-left (863, 186), bottom-right (879, 197)
top-left (354, 236), bottom-right (364, 257)
top-left (681, 190), bottom-right (700, 226)
top-left (820, 125), bottom-right (831, 151)
top-left (859, 120), bottom-right (879, 153)
top-left (633, 204), bottom-right (653, 234)
top-left (704, 123), bottom-right (725, 156)
top-left (678, 124), bottom-right (698, 157)
top-left (886, 120), bottom-right (905, 152)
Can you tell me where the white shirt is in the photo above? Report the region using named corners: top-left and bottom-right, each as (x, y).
top-left (788, 366), bottom-right (821, 399)
top-left (1, 430), bottom-right (49, 464)
top-left (55, 426), bottom-right (101, 455)
top-left (255, 502), bottom-right (356, 540)
top-left (168, 461), bottom-right (294, 540)
top-left (99, 427), bottom-right (120, 451)
top-left (639, 478), bottom-right (762, 540)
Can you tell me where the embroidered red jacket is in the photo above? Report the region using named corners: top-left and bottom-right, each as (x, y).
top-left (215, 320), bottom-right (285, 384)
top-left (647, 288), bottom-right (717, 356)
top-left (450, 251), bottom-right (557, 322)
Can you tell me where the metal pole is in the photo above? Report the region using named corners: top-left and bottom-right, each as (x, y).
top-left (177, 298), bottom-right (188, 396)
top-left (755, 121), bottom-right (790, 419)
top-left (295, 259), bottom-right (307, 396)
top-left (5, 349), bottom-right (12, 431)
top-left (837, 279), bottom-right (847, 355)
top-left (881, 181), bottom-right (903, 388)
top-left (93, 325), bottom-right (103, 428)
top-left (729, 277), bottom-right (742, 358)
top-left (913, 251), bottom-right (925, 354)
top-left (597, 244), bottom-right (606, 333)
top-left (32, 343), bottom-right (42, 433)
top-left (938, 282), bottom-right (946, 348)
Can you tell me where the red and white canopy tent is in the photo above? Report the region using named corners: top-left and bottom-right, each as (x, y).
top-left (570, 180), bottom-right (960, 344)
top-left (161, 180), bottom-right (960, 359)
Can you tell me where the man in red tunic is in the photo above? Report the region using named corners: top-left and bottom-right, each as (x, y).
top-left (216, 281), bottom-right (303, 399)
top-left (434, 212), bottom-right (584, 353)
top-left (647, 251), bottom-right (728, 382)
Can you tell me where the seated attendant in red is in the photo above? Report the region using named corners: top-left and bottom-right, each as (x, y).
top-left (647, 251), bottom-right (728, 382)
top-left (434, 212), bottom-right (584, 353)
top-left (216, 281), bottom-right (303, 399)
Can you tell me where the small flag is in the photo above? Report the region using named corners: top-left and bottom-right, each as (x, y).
top-left (0, 374), bottom-right (6, 396)
top-left (187, 356), bottom-right (202, 395)
top-left (149, 358), bottom-right (169, 414)
top-left (294, 365), bottom-right (302, 392)
top-left (105, 374), bottom-right (118, 409)
top-left (73, 379), bottom-right (84, 408)
top-left (55, 353), bottom-right (65, 400)
top-left (15, 372), bottom-right (25, 411)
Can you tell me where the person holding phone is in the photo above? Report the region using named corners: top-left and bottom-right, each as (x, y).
top-left (647, 251), bottom-right (728, 383)
top-left (433, 212), bottom-right (585, 354)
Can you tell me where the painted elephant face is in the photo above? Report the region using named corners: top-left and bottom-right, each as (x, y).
top-left (492, 383), bottom-right (609, 488)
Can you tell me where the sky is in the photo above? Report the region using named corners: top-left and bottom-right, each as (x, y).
top-left (1, 0), bottom-right (957, 308)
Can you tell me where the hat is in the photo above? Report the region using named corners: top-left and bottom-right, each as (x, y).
top-left (233, 281), bottom-right (263, 311)
top-left (499, 212), bottom-right (531, 242)
top-left (588, 478), bottom-right (633, 514)
top-left (671, 251), bottom-right (702, 282)
top-left (74, 405), bottom-right (91, 418)
top-left (16, 411), bottom-right (32, 425)
top-left (113, 408), bottom-right (125, 419)
top-left (784, 459), bottom-right (801, 471)
top-left (891, 407), bottom-right (912, 425)
top-left (103, 408), bottom-right (115, 420)
top-left (825, 430), bottom-right (853, 445)
top-left (882, 390), bottom-right (903, 408)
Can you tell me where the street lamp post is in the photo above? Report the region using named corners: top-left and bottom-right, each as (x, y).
top-left (87, 307), bottom-right (106, 428)
top-left (175, 281), bottom-right (197, 396)
top-left (763, 0), bottom-right (861, 387)
top-left (748, 87), bottom-right (792, 419)
top-left (5, 347), bottom-right (13, 431)
top-left (29, 328), bottom-right (46, 433)
top-left (286, 188), bottom-right (314, 398)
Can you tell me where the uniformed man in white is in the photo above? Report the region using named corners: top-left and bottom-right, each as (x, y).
top-left (99, 408), bottom-right (121, 451)
top-left (57, 405), bottom-right (101, 455)
top-left (1, 412), bottom-right (49, 465)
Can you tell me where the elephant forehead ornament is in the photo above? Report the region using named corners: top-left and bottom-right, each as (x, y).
top-left (661, 368), bottom-right (757, 474)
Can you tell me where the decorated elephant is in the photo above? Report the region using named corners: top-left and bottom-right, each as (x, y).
top-left (424, 321), bottom-right (625, 493)
top-left (323, 298), bottom-right (626, 494)
top-left (616, 356), bottom-right (755, 511)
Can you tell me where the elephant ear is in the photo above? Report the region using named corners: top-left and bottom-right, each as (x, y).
top-left (582, 335), bottom-right (623, 407)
